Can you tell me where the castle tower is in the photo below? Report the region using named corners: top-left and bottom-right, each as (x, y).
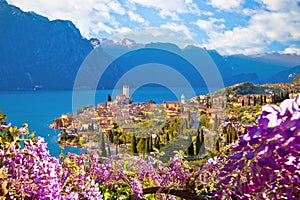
top-left (181, 94), bottom-right (185, 104)
top-left (123, 85), bottom-right (130, 98)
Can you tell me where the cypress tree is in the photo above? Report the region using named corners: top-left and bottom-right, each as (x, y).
top-left (280, 92), bottom-right (284, 101)
top-left (216, 138), bottom-right (220, 152)
top-left (154, 136), bottom-right (160, 150)
top-left (248, 95), bottom-right (251, 106)
top-left (137, 138), bottom-right (146, 154)
top-left (285, 91), bottom-right (289, 99)
top-left (260, 95), bottom-right (263, 105)
top-left (131, 134), bottom-right (138, 153)
top-left (107, 145), bottom-right (111, 157)
top-left (100, 130), bottom-right (107, 157)
top-left (195, 128), bottom-right (201, 155)
top-left (149, 135), bottom-right (153, 151)
top-left (166, 131), bottom-right (170, 142)
top-left (233, 129), bottom-right (238, 141)
top-left (226, 131), bottom-right (230, 145)
top-left (115, 140), bottom-right (118, 155)
top-left (200, 128), bottom-right (205, 154)
top-left (108, 130), bottom-right (113, 143)
top-left (206, 96), bottom-right (209, 108)
top-left (113, 133), bottom-right (118, 145)
top-left (107, 94), bottom-right (112, 102)
top-left (187, 132), bottom-right (194, 156)
top-left (214, 114), bottom-right (218, 133)
top-left (145, 138), bottom-right (150, 153)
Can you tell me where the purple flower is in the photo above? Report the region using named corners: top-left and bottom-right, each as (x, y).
top-left (0, 123), bottom-right (11, 129)
top-left (246, 151), bottom-right (254, 160)
top-left (130, 178), bottom-right (143, 196)
top-left (229, 152), bottom-right (243, 160)
top-left (259, 104), bottom-right (281, 128)
top-left (266, 158), bottom-right (279, 170)
top-left (276, 147), bottom-right (287, 157)
top-left (284, 164), bottom-right (296, 172)
top-left (295, 93), bottom-right (300, 106)
top-left (279, 99), bottom-right (300, 117)
top-left (231, 140), bottom-right (247, 151)
top-left (257, 157), bottom-right (266, 167)
top-left (249, 137), bottom-right (260, 145)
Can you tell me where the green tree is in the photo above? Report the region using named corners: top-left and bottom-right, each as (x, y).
top-left (131, 133), bottom-right (138, 153)
top-left (187, 132), bottom-right (194, 156)
top-left (285, 91), bottom-right (289, 99)
top-left (100, 130), bottom-right (107, 157)
top-left (0, 112), bottom-right (17, 149)
top-left (108, 130), bottom-right (114, 143)
top-left (137, 138), bottom-right (147, 154)
top-left (214, 114), bottom-right (219, 133)
top-left (60, 130), bottom-right (68, 142)
top-left (195, 128), bottom-right (201, 155)
top-left (107, 145), bottom-right (111, 156)
top-left (228, 125), bottom-right (237, 143)
top-left (248, 95), bottom-right (251, 106)
top-left (166, 131), bottom-right (170, 142)
top-left (114, 134), bottom-right (119, 155)
top-left (149, 136), bottom-right (153, 151)
top-left (154, 136), bottom-right (160, 150)
top-left (107, 94), bottom-right (112, 102)
top-left (216, 138), bottom-right (220, 152)
top-left (200, 128), bottom-right (205, 154)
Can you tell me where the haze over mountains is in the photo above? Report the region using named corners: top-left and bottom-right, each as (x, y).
top-left (0, 0), bottom-right (300, 91)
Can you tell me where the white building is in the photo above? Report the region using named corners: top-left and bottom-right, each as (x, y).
top-left (181, 94), bottom-right (185, 104)
top-left (123, 85), bottom-right (130, 98)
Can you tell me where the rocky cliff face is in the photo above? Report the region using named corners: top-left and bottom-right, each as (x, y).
top-left (0, 0), bottom-right (93, 90)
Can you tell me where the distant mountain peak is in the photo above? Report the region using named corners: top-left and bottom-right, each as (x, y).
top-left (97, 37), bottom-right (143, 49)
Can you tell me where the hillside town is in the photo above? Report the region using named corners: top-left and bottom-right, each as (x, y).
top-left (50, 78), bottom-right (300, 153)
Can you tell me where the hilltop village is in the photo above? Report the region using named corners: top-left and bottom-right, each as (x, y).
top-left (51, 78), bottom-right (300, 155)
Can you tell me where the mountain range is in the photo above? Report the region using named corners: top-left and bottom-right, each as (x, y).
top-left (0, 0), bottom-right (300, 91)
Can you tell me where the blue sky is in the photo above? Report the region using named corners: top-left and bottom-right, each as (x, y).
top-left (7, 0), bottom-right (300, 55)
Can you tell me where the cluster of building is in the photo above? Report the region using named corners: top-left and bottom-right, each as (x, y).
top-left (52, 82), bottom-right (300, 139)
top-left (51, 86), bottom-right (190, 134)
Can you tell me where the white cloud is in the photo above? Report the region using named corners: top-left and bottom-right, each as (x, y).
top-left (255, 0), bottom-right (297, 12)
top-left (128, 0), bottom-right (200, 14)
top-left (160, 22), bottom-right (193, 39)
top-left (207, 0), bottom-right (244, 11)
top-left (201, 0), bottom-right (300, 55)
top-left (250, 11), bottom-right (300, 43)
top-left (7, 0), bottom-right (126, 38)
top-left (159, 10), bottom-right (180, 21)
top-left (283, 46), bottom-right (300, 55)
top-left (127, 10), bottom-right (146, 23)
top-left (193, 18), bottom-right (225, 31)
top-left (95, 22), bottom-right (115, 34)
top-left (205, 27), bottom-right (266, 55)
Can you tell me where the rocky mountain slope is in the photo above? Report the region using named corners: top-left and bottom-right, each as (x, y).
top-left (0, 0), bottom-right (93, 90)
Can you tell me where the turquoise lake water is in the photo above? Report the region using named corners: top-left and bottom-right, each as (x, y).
top-left (0, 87), bottom-right (208, 156)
